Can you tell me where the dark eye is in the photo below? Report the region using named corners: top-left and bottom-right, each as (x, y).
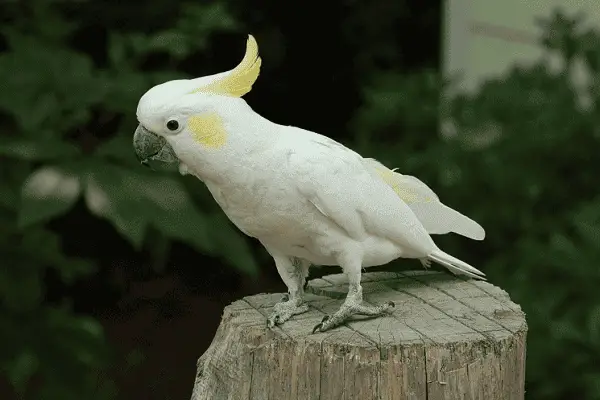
top-left (166, 120), bottom-right (179, 131)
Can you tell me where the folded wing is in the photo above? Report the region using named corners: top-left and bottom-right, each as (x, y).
top-left (287, 139), bottom-right (437, 257)
top-left (363, 158), bottom-right (485, 240)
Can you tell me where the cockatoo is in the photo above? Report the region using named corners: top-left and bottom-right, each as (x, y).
top-left (133, 35), bottom-right (486, 333)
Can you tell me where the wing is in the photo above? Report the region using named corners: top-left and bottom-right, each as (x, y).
top-left (284, 130), bottom-right (436, 256)
top-left (363, 158), bottom-right (485, 240)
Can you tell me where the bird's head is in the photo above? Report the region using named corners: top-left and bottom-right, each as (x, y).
top-left (133, 35), bottom-right (262, 166)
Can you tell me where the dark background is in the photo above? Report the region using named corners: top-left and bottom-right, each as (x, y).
top-left (1, 0), bottom-right (600, 399)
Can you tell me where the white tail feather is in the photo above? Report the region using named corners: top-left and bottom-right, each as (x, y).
top-left (411, 202), bottom-right (485, 240)
top-left (428, 250), bottom-right (486, 280)
top-left (363, 158), bottom-right (486, 241)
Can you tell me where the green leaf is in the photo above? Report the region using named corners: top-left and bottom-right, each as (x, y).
top-left (206, 213), bottom-right (258, 275)
top-left (98, 69), bottom-right (150, 113)
top-left (14, 226), bottom-right (95, 282)
top-left (82, 161), bottom-right (213, 252)
top-left (0, 36), bottom-right (105, 134)
top-left (0, 138), bottom-right (80, 161)
top-left (5, 349), bottom-right (39, 393)
top-left (94, 134), bottom-right (139, 166)
top-left (83, 164), bottom-right (149, 249)
top-left (177, 3), bottom-right (238, 38)
top-left (107, 32), bottom-right (128, 70)
top-left (26, 306), bottom-right (114, 399)
top-left (588, 304), bottom-right (600, 345)
top-left (0, 159), bottom-right (30, 211)
top-left (82, 160), bottom-right (255, 271)
top-left (136, 174), bottom-right (214, 253)
top-left (140, 3), bottom-right (239, 60)
top-left (0, 226), bottom-right (95, 312)
top-left (0, 265), bottom-right (43, 312)
top-left (18, 164), bottom-right (81, 228)
top-left (147, 31), bottom-right (191, 59)
top-left (55, 258), bottom-right (97, 285)
top-left (0, 180), bottom-right (18, 210)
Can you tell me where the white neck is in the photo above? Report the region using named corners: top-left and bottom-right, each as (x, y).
top-left (169, 104), bottom-right (280, 185)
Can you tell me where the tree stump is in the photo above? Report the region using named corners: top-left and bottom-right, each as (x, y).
top-left (191, 270), bottom-right (527, 400)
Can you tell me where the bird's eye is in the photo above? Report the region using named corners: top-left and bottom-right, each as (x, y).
top-left (166, 119), bottom-right (179, 131)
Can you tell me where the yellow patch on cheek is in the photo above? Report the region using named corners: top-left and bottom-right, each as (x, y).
top-left (188, 113), bottom-right (227, 149)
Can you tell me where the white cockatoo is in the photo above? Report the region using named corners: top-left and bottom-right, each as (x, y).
top-left (133, 35), bottom-right (486, 333)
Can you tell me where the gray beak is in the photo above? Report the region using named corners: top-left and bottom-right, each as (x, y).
top-left (133, 124), bottom-right (178, 166)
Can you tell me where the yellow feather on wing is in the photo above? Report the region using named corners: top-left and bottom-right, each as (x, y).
top-left (364, 158), bottom-right (485, 240)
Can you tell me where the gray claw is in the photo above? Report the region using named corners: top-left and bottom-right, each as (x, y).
top-left (312, 315), bottom-right (330, 334)
top-left (267, 315), bottom-right (279, 329)
top-left (268, 297), bottom-right (310, 329)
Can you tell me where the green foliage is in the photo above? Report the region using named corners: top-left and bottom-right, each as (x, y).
top-left (1, 0), bottom-right (597, 398)
top-left (0, 0), bottom-right (255, 398)
top-left (0, 0), bottom-right (256, 269)
top-left (351, 11), bottom-right (600, 400)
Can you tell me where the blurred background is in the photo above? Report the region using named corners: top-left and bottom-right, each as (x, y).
top-left (1, 0), bottom-right (599, 399)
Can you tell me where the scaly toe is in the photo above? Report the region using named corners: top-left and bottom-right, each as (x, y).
top-left (266, 314), bottom-right (280, 329)
top-left (312, 315), bottom-right (330, 333)
top-left (268, 299), bottom-right (310, 329)
top-left (267, 311), bottom-right (283, 329)
top-left (371, 300), bottom-right (395, 315)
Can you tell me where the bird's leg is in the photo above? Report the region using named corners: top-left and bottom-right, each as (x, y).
top-left (420, 258), bottom-right (431, 269)
top-left (267, 256), bottom-right (311, 328)
top-left (313, 258), bottom-right (394, 333)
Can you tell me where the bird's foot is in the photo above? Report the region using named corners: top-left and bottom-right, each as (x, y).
top-left (267, 294), bottom-right (310, 328)
top-left (312, 299), bottom-right (395, 333)
top-left (420, 258), bottom-right (431, 269)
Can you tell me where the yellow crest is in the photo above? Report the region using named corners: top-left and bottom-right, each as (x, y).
top-left (191, 35), bottom-right (262, 97)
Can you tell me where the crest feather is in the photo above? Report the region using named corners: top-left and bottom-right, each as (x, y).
top-left (191, 35), bottom-right (261, 97)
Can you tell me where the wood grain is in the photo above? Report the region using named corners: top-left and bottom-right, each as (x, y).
top-left (191, 270), bottom-right (527, 400)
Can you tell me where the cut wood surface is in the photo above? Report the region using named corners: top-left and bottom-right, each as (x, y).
top-left (190, 270), bottom-right (527, 400)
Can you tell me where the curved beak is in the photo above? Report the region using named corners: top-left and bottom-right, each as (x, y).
top-left (133, 124), bottom-right (178, 167)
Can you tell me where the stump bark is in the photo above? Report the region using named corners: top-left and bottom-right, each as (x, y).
top-left (191, 270), bottom-right (527, 400)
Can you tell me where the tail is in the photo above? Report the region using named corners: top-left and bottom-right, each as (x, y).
top-left (363, 158), bottom-right (486, 240)
top-left (422, 202), bottom-right (485, 240)
top-left (428, 249), bottom-right (486, 280)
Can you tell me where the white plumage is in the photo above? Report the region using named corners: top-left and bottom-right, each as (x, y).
top-left (133, 35), bottom-right (486, 332)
